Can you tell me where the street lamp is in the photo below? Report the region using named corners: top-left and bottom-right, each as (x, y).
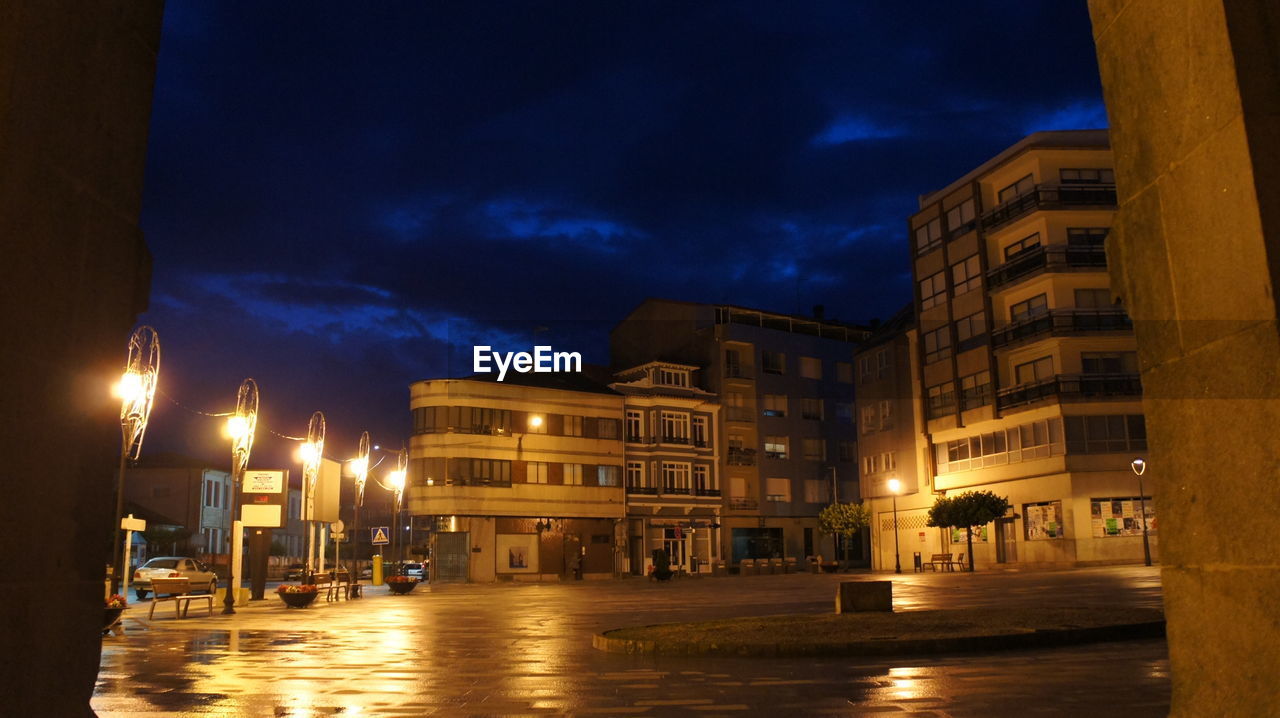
top-left (1130, 458), bottom-right (1152, 566)
top-left (300, 412), bottom-right (326, 580)
top-left (110, 326), bottom-right (159, 597)
top-left (221, 379), bottom-right (258, 615)
top-left (887, 477), bottom-right (902, 574)
top-left (387, 448), bottom-right (407, 573)
top-left (349, 432), bottom-right (371, 582)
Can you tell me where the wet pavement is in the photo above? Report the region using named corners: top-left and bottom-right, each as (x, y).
top-left (94, 566), bottom-right (1169, 716)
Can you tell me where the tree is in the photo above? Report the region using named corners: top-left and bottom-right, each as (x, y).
top-left (926, 490), bottom-right (1011, 572)
top-left (818, 502), bottom-right (872, 564)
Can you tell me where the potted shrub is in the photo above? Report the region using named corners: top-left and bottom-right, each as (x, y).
top-left (104, 594), bottom-right (127, 633)
top-left (276, 584), bottom-right (319, 608)
top-left (386, 575), bottom-right (418, 594)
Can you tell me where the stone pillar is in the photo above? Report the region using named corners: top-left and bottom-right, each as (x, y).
top-left (1089, 2), bottom-right (1280, 716)
top-left (0, 1), bottom-right (163, 714)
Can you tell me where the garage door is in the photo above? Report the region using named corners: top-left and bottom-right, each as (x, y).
top-left (434, 532), bottom-right (469, 582)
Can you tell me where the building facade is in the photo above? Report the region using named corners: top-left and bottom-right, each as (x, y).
top-left (611, 299), bottom-right (870, 567)
top-left (610, 361), bottom-right (722, 575)
top-left (407, 376), bottom-right (626, 582)
top-left (884, 130), bottom-right (1154, 570)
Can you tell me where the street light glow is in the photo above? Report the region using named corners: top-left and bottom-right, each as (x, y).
top-left (388, 469), bottom-right (406, 493)
top-left (225, 415), bottom-right (250, 441)
top-left (349, 456), bottom-right (368, 476)
top-left (112, 371), bottom-right (143, 402)
top-left (887, 478), bottom-right (902, 494)
top-left (528, 415), bottom-right (543, 428)
top-left (297, 442), bottom-right (319, 465)
top-left (1131, 457), bottom-right (1146, 475)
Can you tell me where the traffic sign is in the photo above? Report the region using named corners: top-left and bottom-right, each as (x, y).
top-left (330, 519), bottom-right (345, 534)
top-left (371, 526), bottom-right (390, 545)
top-left (120, 516), bottom-right (146, 532)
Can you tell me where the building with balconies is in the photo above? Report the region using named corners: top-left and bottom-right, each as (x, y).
top-left (407, 375), bottom-right (626, 582)
top-left (611, 299), bottom-right (870, 568)
top-left (610, 361), bottom-right (721, 575)
top-left (897, 129), bottom-right (1154, 570)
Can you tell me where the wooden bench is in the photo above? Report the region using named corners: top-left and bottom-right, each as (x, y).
top-left (314, 570), bottom-right (353, 601)
top-left (924, 553), bottom-right (954, 572)
top-left (147, 577), bottom-right (214, 619)
top-left (950, 553), bottom-right (969, 571)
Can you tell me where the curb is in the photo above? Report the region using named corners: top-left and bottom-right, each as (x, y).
top-left (593, 620), bottom-right (1165, 657)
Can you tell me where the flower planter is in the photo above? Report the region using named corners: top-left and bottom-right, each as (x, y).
top-left (386, 580), bottom-right (417, 595)
top-left (278, 590), bottom-right (319, 608)
top-left (103, 607), bottom-right (125, 633)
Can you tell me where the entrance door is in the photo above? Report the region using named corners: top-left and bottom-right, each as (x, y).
top-left (662, 529), bottom-right (688, 572)
top-left (434, 532), bottom-right (469, 581)
top-left (995, 518), bottom-right (1017, 563)
top-left (629, 536), bottom-right (644, 575)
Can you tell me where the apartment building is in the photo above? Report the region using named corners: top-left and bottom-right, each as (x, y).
top-left (895, 129), bottom-right (1153, 569)
top-left (611, 299), bottom-right (870, 567)
top-left (609, 361), bottom-right (722, 575)
top-left (406, 375), bottom-right (626, 582)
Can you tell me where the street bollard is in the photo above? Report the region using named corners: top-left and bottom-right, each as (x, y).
top-left (372, 554), bottom-right (384, 586)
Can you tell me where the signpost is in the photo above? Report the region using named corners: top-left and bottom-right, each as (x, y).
top-left (120, 515), bottom-right (145, 597)
top-left (371, 526), bottom-right (390, 545)
top-left (241, 470), bottom-right (287, 599)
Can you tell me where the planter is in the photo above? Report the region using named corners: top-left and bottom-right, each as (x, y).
top-left (103, 607), bottom-right (125, 633)
top-left (386, 580), bottom-right (417, 595)
top-left (278, 591), bottom-right (319, 608)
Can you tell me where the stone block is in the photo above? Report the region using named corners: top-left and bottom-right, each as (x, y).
top-left (835, 581), bottom-right (892, 613)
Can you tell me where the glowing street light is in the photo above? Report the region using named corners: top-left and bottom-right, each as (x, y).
top-left (348, 431), bottom-right (371, 582)
top-left (387, 446), bottom-right (407, 571)
top-left (300, 412), bottom-right (326, 578)
top-left (1131, 458), bottom-right (1152, 566)
top-left (221, 379), bottom-right (258, 615)
top-left (887, 477), bottom-right (902, 575)
top-left (110, 326), bottom-right (159, 597)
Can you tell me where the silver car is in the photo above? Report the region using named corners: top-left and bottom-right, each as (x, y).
top-left (132, 556), bottom-right (217, 600)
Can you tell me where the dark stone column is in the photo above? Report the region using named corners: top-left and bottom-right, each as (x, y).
top-left (0, 1), bottom-right (164, 714)
top-left (1090, 1), bottom-right (1280, 715)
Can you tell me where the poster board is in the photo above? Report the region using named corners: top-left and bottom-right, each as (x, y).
top-left (241, 470), bottom-right (286, 528)
top-left (496, 533), bottom-right (539, 574)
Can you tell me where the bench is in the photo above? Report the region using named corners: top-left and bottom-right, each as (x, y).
top-left (950, 553), bottom-right (968, 572)
top-left (315, 570), bottom-right (353, 601)
top-left (147, 577), bottom-right (214, 619)
top-left (924, 553), bottom-right (954, 572)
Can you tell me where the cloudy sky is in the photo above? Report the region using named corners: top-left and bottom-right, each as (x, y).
top-left (138, 1), bottom-right (1107, 466)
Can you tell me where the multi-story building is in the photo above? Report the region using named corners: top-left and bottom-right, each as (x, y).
top-left (407, 375), bottom-right (626, 582)
top-left (612, 299), bottom-right (870, 567)
top-left (609, 361), bottom-right (722, 575)
top-left (886, 129), bottom-right (1153, 569)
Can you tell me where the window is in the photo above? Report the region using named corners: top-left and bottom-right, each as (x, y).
top-left (1065, 414), bottom-right (1147, 454)
top-left (945, 198), bottom-right (976, 234)
top-left (951, 254), bottom-right (981, 296)
top-left (625, 410), bottom-right (643, 442)
top-left (799, 356), bottom-right (822, 379)
top-left (998, 174), bottom-right (1035, 204)
top-left (725, 349), bottom-right (745, 378)
top-left (801, 398), bottom-right (823, 420)
top-left (835, 402), bottom-right (853, 425)
top-left (660, 411), bottom-right (691, 443)
top-left (765, 477), bottom-right (792, 502)
top-left (692, 416), bottom-right (709, 447)
top-left (762, 394), bottom-right (787, 417)
top-left (955, 311), bottom-right (987, 349)
top-left (1060, 168), bottom-right (1114, 184)
top-left (883, 451), bottom-right (898, 471)
top-left (838, 441), bottom-right (856, 462)
top-left (724, 391), bottom-right (747, 421)
top-left (1067, 227), bottom-right (1109, 246)
top-left (804, 479), bottom-right (825, 504)
top-left (728, 433), bottom-right (745, 451)
top-left (1024, 500), bottom-right (1065, 540)
top-left (1075, 288), bottom-right (1112, 308)
top-left (762, 351), bottom-right (785, 374)
top-left (1015, 356), bottom-right (1054, 384)
top-left (858, 357), bottom-right (872, 383)
top-left (763, 436), bottom-right (789, 460)
top-left (923, 326), bottom-right (951, 364)
top-left (876, 349), bottom-right (890, 378)
top-left (1004, 232), bottom-right (1042, 260)
top-left (836, 362), bottom-right (853, 383)
top-left (527, 461), bottom-right (549, 484)
top-left (564, 463), bottom-right (584, 486)
top-left (860, 405), bottom-right (877, 434)
top-left (597, 465), bottom-right (620, 487)
top-left (625, 461), bottom-right (645, 489)
top-left (597, 418), bottom-right (619, 439)
top-left (1091, 496), bottom-right (1156, 537)
top-left (920, 270), bottom-right (947, 309)
top-left (878, 399), bottom-right (893, 429)
top-left (802, 438), bottom-right (826, 461)
top-left (693, 465), bottom-right (711, 493)
top-left (1081, 352), bottom-right (1138, 374)
top-left (934, 417), bottom-right (1065, 474)
top-left (1010, 294), bottom-right (1049, 322)
top-left (563, 415), bottom-right (584, 437)
top-left (927, 382), bottom-right (955, 419)
top-left (661, 462), bottom-right (691, 493)
top-left (914, 217), bottom-right (942, 254)
top-left (656, 368), bottom-right (689, 387)
top-left (451, 458), bottom-right (512, 486)
top-left (862, 455), bottom-right (874, 475)
top-left (960, 371), bottom-right (992, 408)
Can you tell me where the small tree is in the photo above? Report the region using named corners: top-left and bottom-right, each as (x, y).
top-left (818, 502), bottom-right (872, 564)
top-left (926, 490), bottom-right (1011, 572)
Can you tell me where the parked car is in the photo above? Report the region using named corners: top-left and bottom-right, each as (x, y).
top-left (283, 563), bottom-right (307, 581)
top-left (132, 557), bottom-right (217, 600)
top-left (402, 562), bottom-right (424, 578)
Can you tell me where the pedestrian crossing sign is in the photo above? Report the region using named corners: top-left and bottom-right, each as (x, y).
top-left (371, 526), bottom-right (390, 545)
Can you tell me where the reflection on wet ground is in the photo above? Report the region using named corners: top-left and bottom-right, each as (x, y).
top-left (94, 566), bottom-right (1169, 716)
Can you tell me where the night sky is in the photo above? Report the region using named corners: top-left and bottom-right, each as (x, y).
top-left (138, 2), bottom-right (1107, 469)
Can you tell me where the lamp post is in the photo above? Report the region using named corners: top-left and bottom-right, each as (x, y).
top-left (221, 379), bottom-right (258, 615)
top-left (349, 432), bottom-right (370, 582)
top-left (887, 477), bottom-right (902, 574)
top-left (387, 448), bottom-right (407, 574)
top-left (1130, 458), bottom-right (1152, 566)
top-left (300, 412), bottom-right (326, 581)
top-left (110, 326), bottom-right (160, 597)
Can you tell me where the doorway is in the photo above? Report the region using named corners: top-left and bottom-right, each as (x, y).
top-left (434, 531), bottom-right (470, 581)
top-left (995, 518), bottom-right (1018, 563)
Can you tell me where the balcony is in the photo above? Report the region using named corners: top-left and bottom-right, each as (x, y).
top-left (662, 486), bottom-right (692, 496)
top-left (695, 488), bottom-right (721, 497)
top-left (661, 435), bottom-right (691, 445)
top-left (991, 309), bottom-right (1133, 350)
top-left (980, 184), bottom-right (1117, 231)
top-left (927, 392), bottom-right (957, 420)
top-left (729, 497), bottom-right (759, 510)
top-left (625, 433), bottom-right (648, 444)
top-left (996, 373), bottom-right (1142, 410)
top-left (626, 485), bottom-right (658, 495)
top-left (725, 366), bottom-right (754, 380)
top-left (725, 407), bottom-right (755, 422)
top-left (727, 447), bottom-right (757, 466)
top-left (986, 244), bottom-right (1108, 290)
